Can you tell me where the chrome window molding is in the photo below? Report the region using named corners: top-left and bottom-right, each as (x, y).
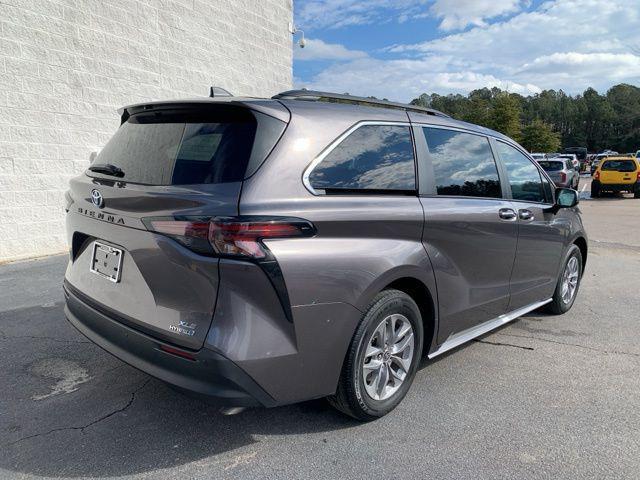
top-left (302, 121), bottom-right (413, 196)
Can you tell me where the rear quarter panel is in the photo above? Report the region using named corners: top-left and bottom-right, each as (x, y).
top-left (229, 102), bottom-right (439, 403)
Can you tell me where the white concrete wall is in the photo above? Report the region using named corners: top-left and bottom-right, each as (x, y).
top-left (0, 0), bottom-right (293, 262)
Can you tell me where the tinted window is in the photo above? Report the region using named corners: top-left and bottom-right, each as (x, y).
top-left (537, 161), bottom-right (564, 171)
top-left (422, 127), bottom-right (501, 198)
top-left (309, 125), bottom-right (415, 192)
top-left (88, 107), bottom-right (285, 185)
top-left (601, 160), bottom-right (637, 172)
top-left (496, 142), bottom-right (546, 202)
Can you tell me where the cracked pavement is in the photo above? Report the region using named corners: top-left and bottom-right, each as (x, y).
top-left (1, 183), bottom-right (639, 479)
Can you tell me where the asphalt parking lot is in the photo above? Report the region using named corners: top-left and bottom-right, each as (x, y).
top-left (1, 174), bottom-right (639, 480)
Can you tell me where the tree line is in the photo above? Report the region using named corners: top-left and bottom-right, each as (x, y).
top-left (410, 84), bottom-right (640, 153)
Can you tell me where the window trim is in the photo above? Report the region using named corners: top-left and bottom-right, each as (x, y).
top-left (493, 139), bottom-right (554, 205)
top-left (302, 121), bottom-right (417, 196)
top-left (417, 124), bottom-right (506, 200)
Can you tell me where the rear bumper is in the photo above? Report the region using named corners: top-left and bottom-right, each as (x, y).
top-left (594, 181), bottom-right (638, 192)
top-left (64, 283), bottom-right (276, 407)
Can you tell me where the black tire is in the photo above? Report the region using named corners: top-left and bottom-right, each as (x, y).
top-left (328, 289), bottom-right (424, 421)
top-left (545, 245), bottom-right (583, 315)
top-left (634, 183), bottom-right (640, 199)
top-left (591, 181), bottom-right (600, 198)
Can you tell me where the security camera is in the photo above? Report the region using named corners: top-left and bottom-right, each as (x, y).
top-left (290, 25), bottom-right (306, 49)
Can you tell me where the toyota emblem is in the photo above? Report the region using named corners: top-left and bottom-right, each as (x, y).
top-left (91, 189), bottom-right (104, 208)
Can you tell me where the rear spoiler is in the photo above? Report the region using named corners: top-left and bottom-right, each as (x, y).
top-left (117, 99), bottom-right (291, 124)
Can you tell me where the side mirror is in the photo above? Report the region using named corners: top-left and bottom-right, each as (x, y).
top-left (89, 151), bottom-right (98, 164)
top-left (555, 187), bottom-right (579, 208)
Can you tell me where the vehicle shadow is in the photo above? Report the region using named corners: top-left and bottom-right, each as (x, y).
top-left (0, 302), bottom-right (359, 478)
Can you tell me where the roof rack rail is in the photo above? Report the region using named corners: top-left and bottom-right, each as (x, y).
top-left (272, 90), bottom-right (450, 118)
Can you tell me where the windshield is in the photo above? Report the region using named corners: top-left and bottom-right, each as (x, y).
top-left (601, 160), bottom-right (637, 172)
top-left (537, 161), bottom-right (564, 171)
top-left (88, 107), bottom-right (285, 185)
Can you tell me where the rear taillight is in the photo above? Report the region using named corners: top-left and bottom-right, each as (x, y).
top-left (594, 170), bottom-right (600, 180)
top-left (143, 216), bottom-right (316, 259)
top-left (637, 171), bottom-right (640, 180)
top-left (209, 219), bottom-right (307, 258)
top-left (559, 172), bottom-right (566, 184)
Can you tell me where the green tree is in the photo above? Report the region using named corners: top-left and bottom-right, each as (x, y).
top-left (462, 89), bottom-right (492, 127)
top-left (606, 84), bottom-right (640, 152)
top-left (521, 119), bottom-right (561, 152)
top-left (409, 83), bottom-right (640, 152)
top-left (491, 93), bottom-right (522, 141)
top-left (410, 93), bottom-right (432, 108)
top-left (578, 87), bottom-right (615, 151)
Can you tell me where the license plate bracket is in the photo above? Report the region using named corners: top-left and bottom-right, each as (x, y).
top-left (90, 242), bottom-right (123, 283)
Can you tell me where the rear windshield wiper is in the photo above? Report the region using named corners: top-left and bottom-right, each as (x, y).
top-left (88, 163), bottom-right (125, 178)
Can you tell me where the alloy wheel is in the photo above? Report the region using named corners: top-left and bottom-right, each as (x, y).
top-left (561, 256), bottom-right (579, 304)
top-left (362, 314), bottom-right (415, 401)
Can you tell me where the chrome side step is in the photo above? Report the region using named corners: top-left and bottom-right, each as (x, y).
top-left (428, 298), bottom-right (552, 359)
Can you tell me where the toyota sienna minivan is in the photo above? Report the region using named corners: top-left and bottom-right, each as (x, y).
top-left (64, 90), bottom-right (587, 420)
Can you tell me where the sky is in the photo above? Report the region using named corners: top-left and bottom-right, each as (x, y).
top-left (292, 0), bottom-right (640, 102)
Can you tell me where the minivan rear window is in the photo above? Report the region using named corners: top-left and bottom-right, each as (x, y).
top-left (88, 106), bottom-right (285, 185)
top-left (601, 160), bottom-right (637, 172)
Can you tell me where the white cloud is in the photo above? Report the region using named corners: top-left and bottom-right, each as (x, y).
top-left (430, 0), bottom-right (527, 31)
top-left (296, 57), bottom-right (541, 102)
top-left (299, 0), bottom-right (640, 100)
top-left (521, 52), bottom-right (640, 78)
top-left (294, 38), bottom-right (368, 61)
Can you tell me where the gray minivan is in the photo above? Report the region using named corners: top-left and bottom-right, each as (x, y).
top-left (64, 91), bottom-right (587, 420)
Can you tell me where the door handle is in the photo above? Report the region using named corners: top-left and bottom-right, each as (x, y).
top-left (519, 209), bottom-right (534, 221)
top-left (498, 208), bottom-right (517, 221)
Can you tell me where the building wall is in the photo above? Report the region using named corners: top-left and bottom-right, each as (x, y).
top-left (0, 0), bottom-right (293, 262)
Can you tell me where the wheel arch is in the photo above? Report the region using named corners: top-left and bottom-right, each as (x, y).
top-left (573, 236), bottom-right (588, 272)
top-left (384, 277), bottom-right (437, 358)
top-left (355, 264), bottom-right (439, 358)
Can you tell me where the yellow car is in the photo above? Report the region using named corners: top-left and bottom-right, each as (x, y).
top-left (591, 156), bottom-right (640, 198)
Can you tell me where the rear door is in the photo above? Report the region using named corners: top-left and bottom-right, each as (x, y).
top-left (493, 140), bottom-right (568, 310)
top-left (415, 126), bottom-right (519, 341)
top-left (65, 103), bottom-right (288, 349)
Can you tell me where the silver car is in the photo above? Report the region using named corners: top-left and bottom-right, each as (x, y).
top-left (558, 154), bottom-right (580, 171)
top-left (536, 158), bottom-right (579, 189)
